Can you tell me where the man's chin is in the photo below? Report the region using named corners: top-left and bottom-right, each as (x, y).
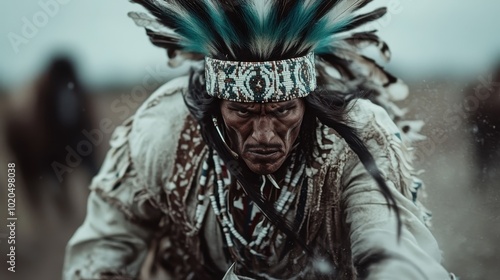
top-left (245, 161), bottom-right (282, 175)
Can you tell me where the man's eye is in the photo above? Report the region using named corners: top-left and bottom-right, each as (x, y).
top-left (276, 108), bottom-right (290, 115)
top-left (236, 110), bottom-right (249, 117)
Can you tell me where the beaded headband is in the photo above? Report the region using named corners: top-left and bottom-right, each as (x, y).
top-left (205, 52), bottom-right (316, 103)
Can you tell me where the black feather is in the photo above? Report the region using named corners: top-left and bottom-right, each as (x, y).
top-left (314, 0), bottom-right (342, 22)
top-left (346, 31), bottom-right (391, 59)
top-left (276, 0), bottom-right (298, 23)
top-left (174, 1), bottom-right (233, 55)
top-left (292, 0), bottom-right (343, 57)
top-left (353, 0), bottom-right (374, 12)
top-left (360, 55), bottom-right (398, 86)
top-left (130, 0), bottom-right (180, 29)
top-left (214, 0), bottom-right (250, 60)
top-left (145, 29), bottom-right (181, 50)
top-left (338, 7), bottom-right (387, 33)
top-left (346, 31), bottom-right (381, 45)
top-left (318, 53), bottom-right (356, 80)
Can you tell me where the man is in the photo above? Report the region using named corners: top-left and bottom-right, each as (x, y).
top-left (64, 1), bottom-right (456, 279)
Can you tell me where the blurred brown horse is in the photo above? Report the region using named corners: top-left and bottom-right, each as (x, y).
top-left (6, 57), bottom-right (97, 217)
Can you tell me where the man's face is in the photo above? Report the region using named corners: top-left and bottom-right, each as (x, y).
top-left (220, 99), bottom-right (305, 175)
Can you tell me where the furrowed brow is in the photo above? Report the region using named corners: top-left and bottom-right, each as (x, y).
top-left (227, 103), bottom-right (255, 111)
top-left (268, 103), bottom-right (295, 113)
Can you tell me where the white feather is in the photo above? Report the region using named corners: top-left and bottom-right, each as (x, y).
top-left (249, 0), bottom-right (274, 24)
top-left (387, 80), bottom-right (409, 101)
top-left (154, 0), bottom-right (185, 17)
top-left (203, 0), bottom-right (238, 57)
top-left (157, 1), bottom-right (219, 54)
top-left (281, 39), bottom-right (308, 57)
top-left (304, 0), bottom-right (316, 9)
top-left (204, 0), bottom-right (218, 11)
top-left (325, 0), bottom-right (366, 25)
top-left (128, 11), bottom-right (179, 37)
top-left (397, 120), bottom-right (427, 142)
top-left (250, 36), bottom-right (276, 59)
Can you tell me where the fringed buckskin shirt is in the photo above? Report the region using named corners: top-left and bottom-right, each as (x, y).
top-left (64, 76), bottom-right (453, 280)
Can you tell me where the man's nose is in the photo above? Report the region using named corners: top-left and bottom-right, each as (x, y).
top-left (252, 116), bottom-right (275, 144)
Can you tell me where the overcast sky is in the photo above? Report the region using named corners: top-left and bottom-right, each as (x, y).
top-left (1, 0), bottom-right (500, 89)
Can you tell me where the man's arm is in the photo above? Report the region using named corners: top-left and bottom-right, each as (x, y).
top-left (341, 100), bottom-right (453, 279)
top-left (63, 118), bottom-right (163, 279)
top-left (64, 193), bottom-right (156, 279)
top-left (63, 76), bottom-right (189, 279)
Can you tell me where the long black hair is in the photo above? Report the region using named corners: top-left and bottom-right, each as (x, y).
top-left (183, 69), bottom-right (401, 257)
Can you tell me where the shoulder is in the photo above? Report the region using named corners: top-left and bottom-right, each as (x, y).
top-left (347, 98), bottom-right (401, 139)
top-left (317, 99), bottom-right (400, 153)
top-left (128, 75), bottom-right (192, 185)
top-left (320, 99), bottom-right (401, 150)
top-left (134, 74), bottom-right (190, 122)
top-left (340, 99), bottom-right (417, 197)
top-left (130, 75), bottom-right (190, 152)
top-left (313, 99), bottom-right (405, 183)
top-left (346, 99), bottom-right (405, 163)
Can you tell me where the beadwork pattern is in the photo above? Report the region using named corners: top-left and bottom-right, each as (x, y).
top-left (202, 150), bottom-right (305, 262)
top-left (205, 52), bottom-right (316, 103)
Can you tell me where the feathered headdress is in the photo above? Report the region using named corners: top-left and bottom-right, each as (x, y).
top-left (129, 0), bottom-right (424, 139)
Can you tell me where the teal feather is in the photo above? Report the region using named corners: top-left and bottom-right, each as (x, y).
top-left (130, 0), bottom-right (390, 61)
top-left (311, 17), bottom-right (353, 54)
top-left (280, 1), bottom-right (323, 53)
top-left (242, 1), bottom-right (282, 58)
top-left (206, 5), bottom-right (240, 50)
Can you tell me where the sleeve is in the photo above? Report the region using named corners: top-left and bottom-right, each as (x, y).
top-left (63, 117), bottom-right (163, 280)
top-left (340, 100), bottom-right (454, 279)
top-left (63, 77), bottom-right (189, 280)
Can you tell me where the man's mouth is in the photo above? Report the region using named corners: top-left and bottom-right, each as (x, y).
top-left (245, 148), bottom-right (282, 160)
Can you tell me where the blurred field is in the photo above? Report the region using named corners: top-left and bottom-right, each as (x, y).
top-left (0, 79), bottom-right (499, 280)
top-left (409, 80), bottom-right (500, 279)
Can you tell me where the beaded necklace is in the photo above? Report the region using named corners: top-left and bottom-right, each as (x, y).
top-left (193, 149), bottom-right (305, 261)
